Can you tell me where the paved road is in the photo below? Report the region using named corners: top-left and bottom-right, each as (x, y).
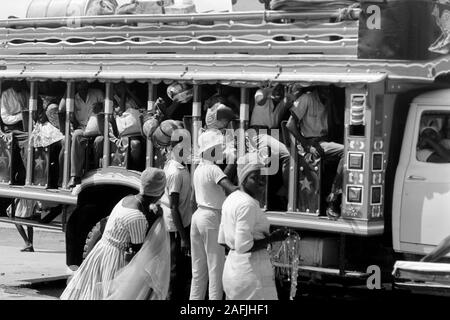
top-left (0, 222), bottom-right (67, 300)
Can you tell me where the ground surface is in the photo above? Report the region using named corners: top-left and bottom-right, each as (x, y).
top-left (0, 222), bottom-right (67, 300)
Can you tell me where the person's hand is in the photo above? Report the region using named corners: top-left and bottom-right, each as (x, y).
top-left (181, 236), bottom-right (191, 256)
top-left (308, 145), bottom-right (320, 158)
top-left (269, 229), bottom-right (289, 243)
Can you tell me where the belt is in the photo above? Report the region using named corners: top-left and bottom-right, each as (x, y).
top-left (197, 206), bottom-right (222, 213)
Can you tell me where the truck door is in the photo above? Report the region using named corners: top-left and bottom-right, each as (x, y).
top-left (399, 108), bottom-right (450, 251)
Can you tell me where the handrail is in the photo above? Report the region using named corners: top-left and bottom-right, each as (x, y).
top-left (0, 9), bottom-right (360, 29)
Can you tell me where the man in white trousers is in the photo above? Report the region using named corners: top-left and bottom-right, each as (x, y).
top-left (190, 130), bottom-right (238, 300)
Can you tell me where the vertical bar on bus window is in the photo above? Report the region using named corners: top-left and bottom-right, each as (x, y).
top-left (192, 85), bottom-right (202, 164)
top-left (146, 83), bottom-right (155, 168)
top-left (103, 83), bottom-right (113, 168)
top-left (25, 81), bottom-right (37, 186)
top-left (63, 82), bottom-right (74, 189)
top-left (288, 132), bottom-right (298, 212)
top-left (239, 88), bottom-right (249, 159)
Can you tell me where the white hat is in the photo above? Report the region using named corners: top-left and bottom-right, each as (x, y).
top-left (197, 129), bottom-right (224, 155)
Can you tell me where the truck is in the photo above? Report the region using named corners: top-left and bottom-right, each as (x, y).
top-left (0, 0), bottom-right (448, 297)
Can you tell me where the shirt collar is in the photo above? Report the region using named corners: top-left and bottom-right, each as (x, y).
top-left (169, 159), bottom-right (186, 170)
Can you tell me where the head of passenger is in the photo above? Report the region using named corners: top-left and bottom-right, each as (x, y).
top-left (237, 153), bottom-right (266, 199)
top-left (271, 84), bottom-right (284, 105)
top-left (418, 126), bottom-right (441, 149)
top-left (198, 129), bottom-right (225, 163)
top-left (205, 102), bottom-right (236, 131)
top-left (76, 82), bottom-right (89, 97)
top-left (140, 167), bottom-right (167, 203)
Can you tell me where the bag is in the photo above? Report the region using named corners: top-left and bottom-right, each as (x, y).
top-left (32, 122), bottom-right (64, 148)
top-left (116, 108), bottom-right (142, 137)
top-left (84, 115), bottom-right (102, 137)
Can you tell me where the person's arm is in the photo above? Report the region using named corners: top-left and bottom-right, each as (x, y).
top-left (286, 113), bottom-right (323, 158)
top-left (233, 204), bottom-right (288, 254)
top-left (58, 92), bottom-right (68, 114)
top-left (126, 215), bottom-right (149, 262)
top-left (286, 115), bottom-right (309, 150)
top-left (163, 101), bottom-right (182, 119)
top-left (218, 177), bottom-right (239, 196)
top-left (425, 138), bottom-right (450, 162)
top-left (249, 229), bottom-right (288, 252)
top-left (169, 192), bottom-right (190, 252)
top-left (223, 164), bottom-right (237, 182)
top-left (421, 235), bottom-right (450, 262)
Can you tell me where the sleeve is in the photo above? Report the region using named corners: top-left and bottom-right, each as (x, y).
top-left (210, 165), bottom-right (227, 185)
top-left (166, 170), bottom-right (182, 195)
top-left (128, 214), bottom-right (149, 245)
top-left (234, 204), bottom-right (257, 254)
top-left (1, 91), bottom-right (23, 125)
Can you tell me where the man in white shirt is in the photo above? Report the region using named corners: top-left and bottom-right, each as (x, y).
top-left (0, 82), bottom-right (30, 184)
top-left (160, 136), bottom-right (193, 300)
top-left (189, 130), bottom-right (238, 300)
top-left (59, 82), bottom-right (104, 188)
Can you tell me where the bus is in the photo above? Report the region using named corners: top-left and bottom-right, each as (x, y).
top-left (0, 0), bottom-right (449, 296)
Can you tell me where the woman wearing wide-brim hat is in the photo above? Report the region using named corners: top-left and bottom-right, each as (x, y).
top-left (61, 167), bottom-right (169, 300)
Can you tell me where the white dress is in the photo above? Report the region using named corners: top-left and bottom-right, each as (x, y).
top-left (60, 199), bottom-right (148, 300)
top-left (219, 190), bottom-right (278, 300)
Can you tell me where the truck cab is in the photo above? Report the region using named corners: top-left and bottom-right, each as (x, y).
top-left (394, 90), bottom-right (450, 257)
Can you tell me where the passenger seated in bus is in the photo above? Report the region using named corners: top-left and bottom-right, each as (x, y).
top-left (59, 82), bottom-right (104, 188)
top-left (94, 83), bottom-right (145, 170)
top-left (0, 82), bottom-right (29, 184)
top-left (247, 127), bottom-right (291, 210)
top-left (417, 125), bottom-right (450, 163)
top-left (250, 84), bottom-right (296, 130)
top-left (162, 83), bottom-right (193, 121)
top-left (286, 86), bottom-right (344, 219)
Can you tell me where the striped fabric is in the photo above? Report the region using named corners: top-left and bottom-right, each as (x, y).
top-left (60, 199), bottom-right (148, 300)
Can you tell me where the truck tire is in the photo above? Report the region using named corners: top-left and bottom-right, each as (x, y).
top-left (82, 217), bottom-right (108, 260)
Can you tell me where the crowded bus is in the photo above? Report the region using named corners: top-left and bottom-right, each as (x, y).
top-left (0, 0), bottom-right (449, 298)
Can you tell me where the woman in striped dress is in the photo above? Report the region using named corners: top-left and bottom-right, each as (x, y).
top-left (60, 168), bottom-right (167, 300)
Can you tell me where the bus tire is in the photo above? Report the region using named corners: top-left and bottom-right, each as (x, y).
top-left (82, 217), bottom-right (108, 260)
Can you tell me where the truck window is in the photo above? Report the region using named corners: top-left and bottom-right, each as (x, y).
top-left (416, 111), bottom-right (450, 163)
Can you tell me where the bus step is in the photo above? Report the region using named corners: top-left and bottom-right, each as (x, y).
top-left (0, 216), bottom-right (63, 231)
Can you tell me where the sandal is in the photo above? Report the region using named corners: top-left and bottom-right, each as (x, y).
top-left (20, 245), bottom-right (34, 252)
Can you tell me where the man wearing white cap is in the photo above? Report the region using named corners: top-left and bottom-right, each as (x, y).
top-left (190, 129), bottom-right (238, 300)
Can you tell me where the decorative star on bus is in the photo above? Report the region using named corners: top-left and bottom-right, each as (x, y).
top-left (35, 157), bottom-right (44, 171)
top-left (300, 177), bottom-right (311, 192)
